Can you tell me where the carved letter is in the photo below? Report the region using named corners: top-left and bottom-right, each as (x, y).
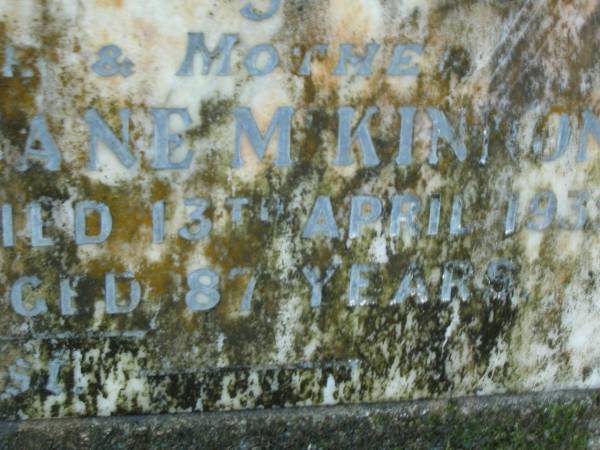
top-left (151, 108), bottom-right (193, 170)
top-left (303, 196), bottom-right (340, 239)
top-left (441, 261), bottom-right (473, 302)
top-left (395, 107), bottom-right (417, 166)
top-left (29, 202), bottom-right (53, 247)
top-left (244, 44), bottom-right (280, 76)
top-left (348, 264), bottom-right (375, 306)
top-left (333, 44), bottom-right (380, 76)
top-left (16, 114), bottom-right (61, 172)
top-left (449, 195), bottom-right (474, 236)
top-left (232, 107), bottom-right (294, 168)
top-left (10, 276), bottom-right (48, 317)
top-left (386, 44), bottom-right (423, 76)
top-left (2, 204), bottom-right (14, 247)
top-left (105, 272), bottom-right (141, 314)
top-left (349, 196), bottom-right (382, 239)
top-left (391, 263), bottom-right (428, 305)
top-left (578, 110), bottom-right (600, 162)
top-left (426, 108), bottom-right (467, 165)
top-left (179, 198), bottom-right (212, 241)
top-left (334, 107), bottom-right (379, 166)
top-left (176, 33), bottom-right (239, 76)
top-left (240, 0), bottom-right (281, 21)
top-left (541, 113), bottom-right (571, 162)
top-left (302, 263), bottom-right (339, 308)
top-left (186, 268), bottom-right (220, 311)
top-left (74, 201), bottom-right (112, 245)
top-left (152, 200), bottom-right (165, 244)
top-left (526, 191), bottom-right (557, 231)
top-left (390, 194), bottom-right (421, 237)
top-left (85, 108), bottom-right (134, 170)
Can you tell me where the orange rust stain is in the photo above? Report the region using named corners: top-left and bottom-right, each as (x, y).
top-left (96, 0), bottom-right (123, 8)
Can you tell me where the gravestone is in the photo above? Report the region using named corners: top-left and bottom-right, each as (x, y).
top-left (1, 0), bottom-right (600, 446)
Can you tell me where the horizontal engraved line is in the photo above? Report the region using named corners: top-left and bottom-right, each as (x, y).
top-left (0, 330), bottom-right (148, 341)
top-left (140, 359), bottom-right (362, 378)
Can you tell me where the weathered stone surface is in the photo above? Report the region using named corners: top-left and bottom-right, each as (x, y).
top-left (0, 390), bottom-right (597, 449)
top-left (0, 0), bottom-right (600, 422)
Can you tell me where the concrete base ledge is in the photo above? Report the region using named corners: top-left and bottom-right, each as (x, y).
top-left (1, 389), bottom-right (600, 449)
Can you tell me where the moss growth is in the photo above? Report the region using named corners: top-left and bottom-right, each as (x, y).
top-left (0, 395), bottom-right (596, 449)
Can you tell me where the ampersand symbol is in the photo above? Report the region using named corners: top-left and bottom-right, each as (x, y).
top-left (91, 44), bottom-right (134, 78)
top-left (240, 0), bottom-right (281, 21)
